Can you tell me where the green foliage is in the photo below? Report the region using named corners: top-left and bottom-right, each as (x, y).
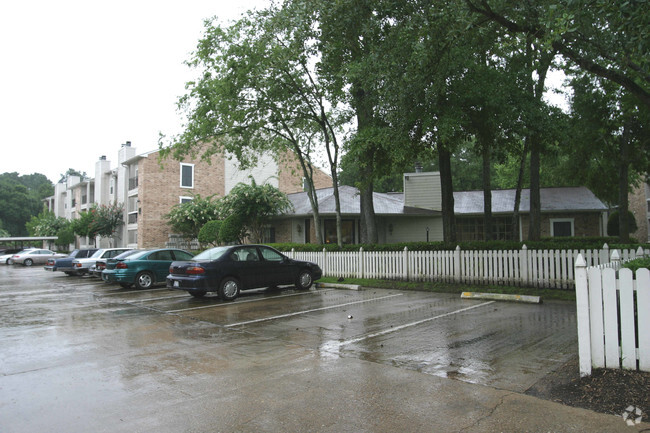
top-left (198, 220), bottom-right (222, 247)
top-left (0, 172), bottom-right (53, 236)
top-left (607, 211), bottom-right (639, 237)
top-left (219, 215), bottom-right (246, 244)
top-left (165, 195), bottom-right (220, 239)
top-left (26, 209), bottom-right (70, 237)
top-left (55, 225), bottom-right (76, 247)
top-left (271, 237), bottom-right (639, 253)
top-left (218, 178), bottom-right (293, 243)
top-left (622, 258), bottom-right (650, 272)
top-left (70, 203), bottom-right (124, 241)
top-left (90, 203), bottom-right (124, 238)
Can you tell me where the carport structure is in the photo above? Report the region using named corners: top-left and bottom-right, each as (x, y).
top-left (0, 236), bottom-right (58, 250)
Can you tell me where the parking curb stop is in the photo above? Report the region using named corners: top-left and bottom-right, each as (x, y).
top-left (461, 292), bottom-right (542, 304)
top-left (316, 282), bottom-right (362, 291)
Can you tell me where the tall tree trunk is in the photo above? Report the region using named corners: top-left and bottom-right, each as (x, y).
top-left (511, 140), bottom-right (528, 241)
top-left (527, 133), bottom-right (542, 241)
top-left (618, 123), bottom-right (631, 242)
top-left (481, 141), bottom-right (493, 241)
top-left (354, 85), bottom-right (378, 244)
top-left (438, 145), bottom-right (456, 243)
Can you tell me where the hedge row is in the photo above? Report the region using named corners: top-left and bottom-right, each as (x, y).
top-left (269, 237), bottom-right (646, 253)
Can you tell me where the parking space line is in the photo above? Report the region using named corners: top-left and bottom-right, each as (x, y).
top-left (325, 301), bottom-right (496, 350)
top-left (97, 288), bottom-right (170, 296)
top-left (224, 293), bottom-right (404, 328)
top-left (136, 294), bottom-right (194, 302)
top-left (166, 290), bottom-right (332, 313)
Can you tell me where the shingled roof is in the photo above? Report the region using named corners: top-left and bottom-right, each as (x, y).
top-left (285, 185), bottom-right (606, 216)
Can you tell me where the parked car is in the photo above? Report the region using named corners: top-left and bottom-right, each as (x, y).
top-left (167, 244), bottom-right (322, 300)
top-left (102, 248), bottom-right (194, 289)
top-left (70, 248), bottom-right (131, 276)
top-left (44, 249), bottom-right (98, 275)
top-left (0, 248), bottom-right (30, 264)
top-left (12, 249), bottom-right (68, 266)
top-left (93, 249), bottom-right (142, 278)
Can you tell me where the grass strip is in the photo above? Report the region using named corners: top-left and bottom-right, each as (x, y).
top-left (318, 276), bottom-right (576, 302)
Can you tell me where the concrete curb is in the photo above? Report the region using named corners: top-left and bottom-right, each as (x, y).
top-left (316, 282), bottom-right (362, 291)
top-left (461, 291), bottom-right (542, 304)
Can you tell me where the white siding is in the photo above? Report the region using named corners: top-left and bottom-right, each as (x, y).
top-left (385, 217), bottom-right (443, 243)
top-left (225, 153), bottom-right (279, 194)
top-left (403, 172), bottom-right (442, 211)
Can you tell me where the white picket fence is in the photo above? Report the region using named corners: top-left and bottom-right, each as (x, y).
top-left (575, 251), bottom-right (650, 376)
top-left (288, 244), bottom-right (648, 290)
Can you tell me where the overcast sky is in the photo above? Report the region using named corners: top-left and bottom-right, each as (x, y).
top-left (0, 0), bottom-right (267, 183)
top-left (1, 1), bottom-right (568, 184)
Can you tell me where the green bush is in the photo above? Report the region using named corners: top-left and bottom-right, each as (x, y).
top-left (622, 258), bottom-right (650, 272)
top-left (607, 210), bottom-right (638, 237)
top-left (270, 237), bottom-right (644, 253)
top-left (198, 220), bottom-right (222, 247)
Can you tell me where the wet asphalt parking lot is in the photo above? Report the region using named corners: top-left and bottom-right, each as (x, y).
top-left (0, 264), bottom-right (579, 432)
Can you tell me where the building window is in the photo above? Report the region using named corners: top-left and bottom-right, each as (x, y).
top-left (263, 227), bottom-right (276, 243)
top-left (550, 218), bottom-right (574, 237)
top-left (180, 163), bottom-right (194, 188)
top-left (457, 217), bottom-right (514, 241)
top-left (324, 219), bottom-right (355, 244)
top-left (180, 196), bottom-right (193, 204)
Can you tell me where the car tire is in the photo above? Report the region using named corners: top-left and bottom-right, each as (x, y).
top-left (135, 271), bottom-right (154, 290)
top-left (295, 269), bottom-right (313, 290)
top-left (119, 282), bottom-right (133, 289)
top-left (6, 259), bottom-right (13, 265)
top-left (218, 277), bottom-right (240, 301)
top-left (190, 291), bottom-right (207, 298)
top-left (24, 259), bottom-right (33, 267)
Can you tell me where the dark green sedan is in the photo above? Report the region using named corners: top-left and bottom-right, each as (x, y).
top-left (102, 248), bottom-right (194, 289)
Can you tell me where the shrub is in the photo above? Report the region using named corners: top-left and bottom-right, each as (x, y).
top-left (607, 210), bottom-right (638, 237)
top-left (622, 258), bottom-right (650, 272)
top-left (198, 220), bottom-right (222, 247)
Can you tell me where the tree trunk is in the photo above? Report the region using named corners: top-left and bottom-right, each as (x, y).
top-left (481, 141), bottom-right (493, 241)
top-left (438, 145), bottom-right (456, 243)
top-left (528, 133), bottom-right (541, 241)
top-left (511, 140), bottom-right (528, 241)
top-left (354, 84), bottom-right (378, 244)
top-left (618, 123), bottom-right (631, 242)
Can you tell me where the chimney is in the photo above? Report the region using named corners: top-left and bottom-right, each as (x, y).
top-left (414, 161), bottom-right (423, 173)
top-left (100, 155), bottom-right (106, 160)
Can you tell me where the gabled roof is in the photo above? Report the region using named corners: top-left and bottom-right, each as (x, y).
top-left (286, 185), bottom-right (606, 217)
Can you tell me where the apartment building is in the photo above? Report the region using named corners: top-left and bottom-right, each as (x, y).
top-left (45, 142), bottom-right (332, 249)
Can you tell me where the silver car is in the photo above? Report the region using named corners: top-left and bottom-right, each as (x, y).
top-left (12, 249), bottom-right (67, 266)
top-left (72, 248), bottom-right (132, 276)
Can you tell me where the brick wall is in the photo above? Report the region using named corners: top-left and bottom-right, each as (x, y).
top-left (519, 212), bottom-right (603, 240)
top-left (138, 148), bottom-right (226, 248)
top-left (277, 151), bottom-right (333, 193)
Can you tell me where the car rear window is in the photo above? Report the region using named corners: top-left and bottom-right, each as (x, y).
top-left (193, 247), bottom-right (229, 261)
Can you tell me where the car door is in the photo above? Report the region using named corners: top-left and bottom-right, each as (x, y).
top-left (147, 250), bottom-right (175, 281)
top-left (259, 246), bottom-right (294, 286)
top-left (228, 246), bottom-right (267, 288)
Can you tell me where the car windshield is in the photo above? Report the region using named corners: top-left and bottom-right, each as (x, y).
top-left (193, 247), bottom-right (230, 261)
top-left (126, 250), bottom-right (151, 260)
top-left (90, 250), bottom-right (104, 258)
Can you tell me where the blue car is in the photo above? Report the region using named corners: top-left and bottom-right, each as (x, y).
top-left (167, 244), bottom-right (322, 300)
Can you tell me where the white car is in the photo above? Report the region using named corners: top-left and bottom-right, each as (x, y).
top-left (72, 248), bottom-right (131, 276)
top-left (12, 249), bottom-right (67, 266)
top-left (0, 248), bottom-right (32, 264)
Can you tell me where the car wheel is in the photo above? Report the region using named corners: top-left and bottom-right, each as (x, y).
top-left (135, 271), bottom-right (154, 290)
top-left (24, 259), bottom-right (33, 267)
top-left (295, 269), bottom-right (313, 290)
top-left (218, 277), bottom-right (240, 301)
top-left (190, 291), bottom-right (207, 298)
top-left (119, 282), bottom-right (133, 289)
top-left (6, 258), bottom-right (12, 264)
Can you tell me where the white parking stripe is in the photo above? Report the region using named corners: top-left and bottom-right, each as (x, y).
top-left (224, 293), bottom-right (404, 328)
top-left (166, 290), bottom-right (331, 313)
top-left (323, 301), bottom-right (496, 350)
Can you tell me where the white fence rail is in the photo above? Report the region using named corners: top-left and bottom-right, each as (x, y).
top-left (288, 244), bottom-right (648, 290)
top-left (575, 253), bottom-right (650, 376)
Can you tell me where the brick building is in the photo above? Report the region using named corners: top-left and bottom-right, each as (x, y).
top-left (44, 142), bottom-right (332, 249)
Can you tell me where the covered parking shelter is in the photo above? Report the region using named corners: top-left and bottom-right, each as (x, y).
top-left (0, 236), bottom-right (59, 251)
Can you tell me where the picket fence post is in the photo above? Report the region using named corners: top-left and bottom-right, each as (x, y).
top-left (574, 254), bottom-right (592, 377)
top-left (358, 247), bottom-right (364, 279)
top-left (610, 249), bottom-right (620, 270)
top-left (402, 247), bottom-right (409, 281)
top-left (322, 248), bottom-right (327, 276)
top-left (454, 246), bottom-right (461, 283)
top-left (520, 245), bottom-right (528, 286)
